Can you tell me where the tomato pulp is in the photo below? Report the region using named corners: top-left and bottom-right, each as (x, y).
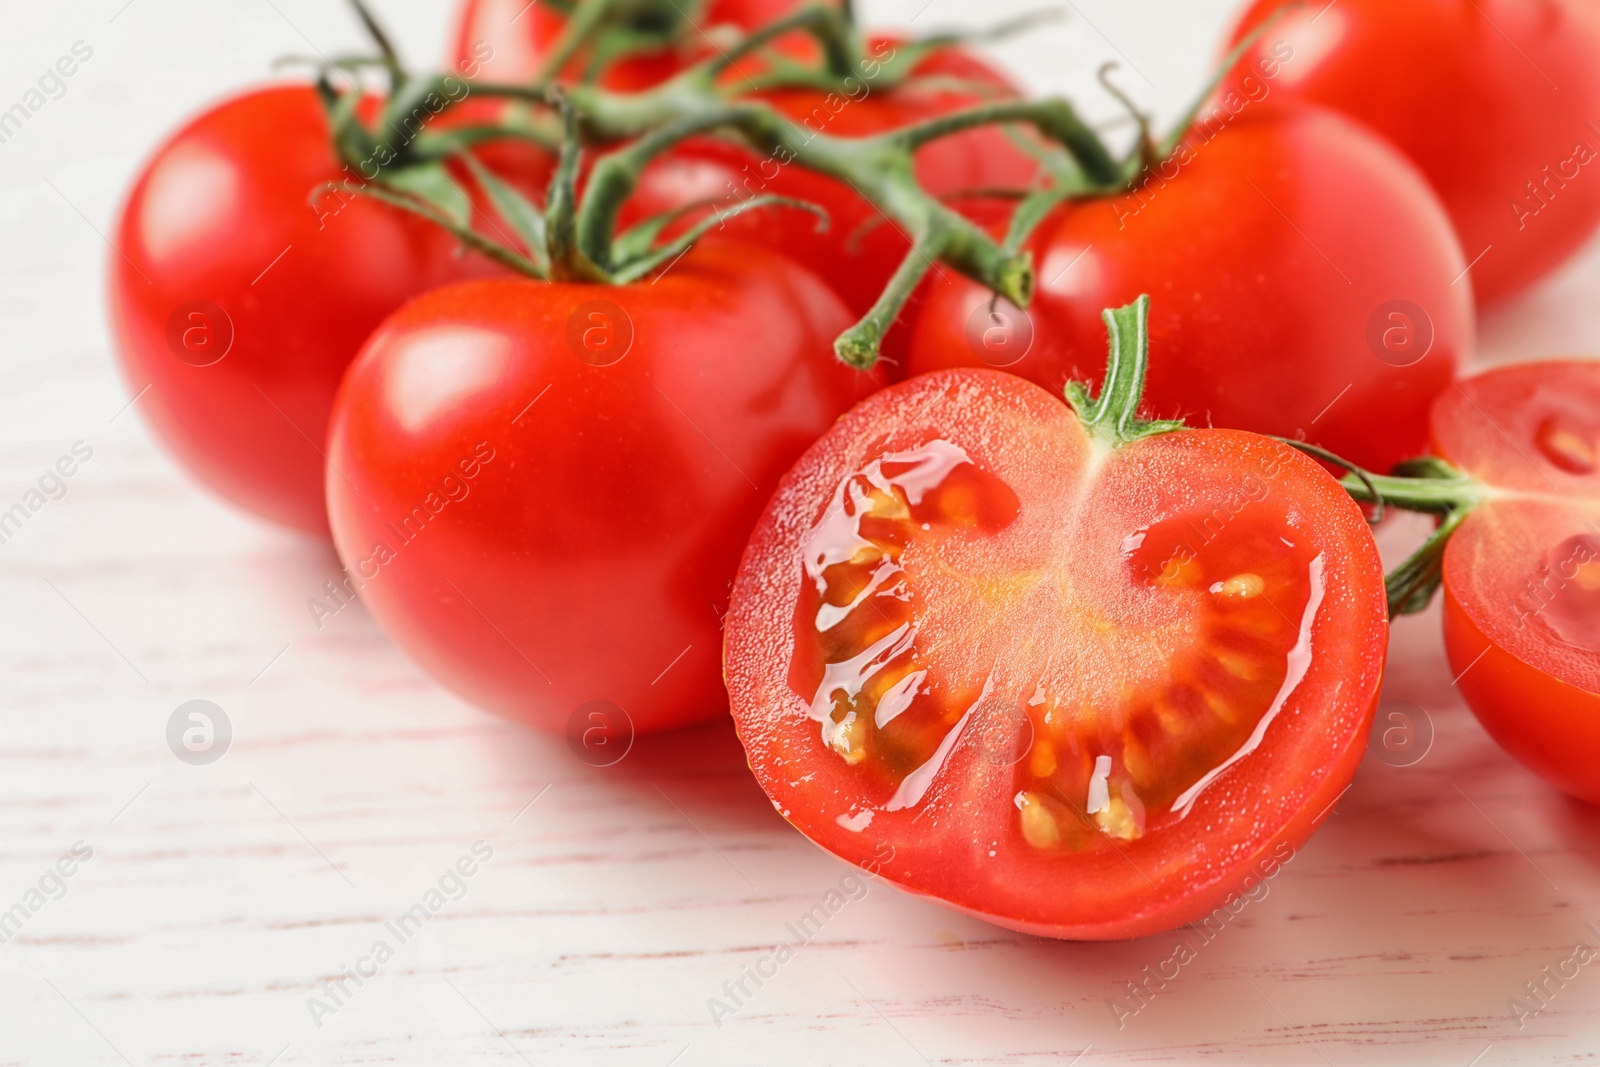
top-left (906, 107), bottom-right (1470, 474)
top-left (1227, 0), bottom-right (1600, 306)
top-left (725, 355), bottom-right (1387, 938)
top-left (110, 86), bottom-right (548, 534)
top-left (1434, 362), bottom-right (1600, 802)
top-left (326, 240), bottom-right (882, 734)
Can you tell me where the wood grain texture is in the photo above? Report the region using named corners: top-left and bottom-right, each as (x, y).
top-left (4, 1), bottom-right (1600, 1063)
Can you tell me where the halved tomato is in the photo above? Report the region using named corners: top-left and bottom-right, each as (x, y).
top-left (724, 301), bottom-right (1388, 939)
top-left (1434, 361), bottom-right (1600, 802)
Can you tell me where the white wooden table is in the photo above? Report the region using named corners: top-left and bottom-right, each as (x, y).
top-left (5, 2), bottom-right (1600, 1063)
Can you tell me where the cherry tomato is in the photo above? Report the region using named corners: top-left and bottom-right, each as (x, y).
top-left (907, 106), bottom-right (1470, 474)
top-left (1434, 361), bottom-right (1600, 802)
top-left (110, 86), bottom-right (551, 535)
top-left (1225, 0), bottom-right (1600, 306)
top-left (628, 39), bottom-right (1039, 368)
top-left (451, 0), bottom-right (831, 88)
top-left (326, 239), bottom-right (882, 734)
top-left (724, 365), bottom-right (1387, 939)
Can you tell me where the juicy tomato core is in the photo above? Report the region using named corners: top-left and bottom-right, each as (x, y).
top-left (788, 437), bottom-right (1327, 854)
top-left (791, 439), bottom-right (1020, 800)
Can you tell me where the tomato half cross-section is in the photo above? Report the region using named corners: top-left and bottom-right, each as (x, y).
top-left (1433, 361), bottom-right (1600, 803)
top-left (725, 298), bottom-right (1388, 939)
top-left (326, 239), bottom-right (882, 734)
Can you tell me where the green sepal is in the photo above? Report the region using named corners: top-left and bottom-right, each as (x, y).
top-left (1065, 295), bottom-right (1185, 448)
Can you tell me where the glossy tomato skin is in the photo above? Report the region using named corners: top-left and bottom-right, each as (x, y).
top-left (724, 369), bottom-right (1387, 939)
top-left (1227, 0), bottom-right (1600, 306)
top-left (907, 106), bottom-right (1469, 474)
top-left (110, 86), bottom-right (540, 535)
top-left (1444, 583), bottom-right (1600, 804)
top-left (629, 41), bottom-right (1038, 369)
top-left (1433, 361), bottom-right (1600, 802)
top-left (327, 240), bottom-right (882, 734)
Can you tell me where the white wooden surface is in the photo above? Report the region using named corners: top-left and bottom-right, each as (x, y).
top-left (5, 2), bottom-right (1600, 1063)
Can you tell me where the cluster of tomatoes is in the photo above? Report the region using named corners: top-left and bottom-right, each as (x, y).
top-left (110, 0), bottom-right (1600, 940)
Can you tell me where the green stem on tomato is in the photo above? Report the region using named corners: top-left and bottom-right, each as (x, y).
top-left (889, 98), bottom-right (1120, 185)
top-left (1065, 295), bottom-right (1185, 449)
top-left (706, 3), bottom-right (862, 82)
top-left (544, 90), bottom-right (611, 282)
top-left (1281, 443), bottom-right (1490, 619)
top-left (322, 180), bottom-right (548, 278)
top-left (346, 0), bottom-right (405, 89)
top-left (1384, 506), bottom-right (1472, 618)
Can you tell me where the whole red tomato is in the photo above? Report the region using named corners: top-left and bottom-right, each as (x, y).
top-left (1225, 0), bottom-right (1600, 305)
top-left (907, 106), bottom-right (1470, 474)
top-left (326, 239), bottom-right (882, 735)
top-left (110, 86), bottom-right (551, 535)
top-left (1433, 361), bottom-right (1600, 802)
top-left (628, 39), bottom-right (1039, 368)
top-left (724, 336), bottom-right (1387, 938)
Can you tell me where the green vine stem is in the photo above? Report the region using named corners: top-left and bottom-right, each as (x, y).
top-left (1065, 295), bottom-right (1184, 449)
top-left (1276, 441), bottom-right (1494, 619)
top-left (456, 11), bottom-right (1120, 364)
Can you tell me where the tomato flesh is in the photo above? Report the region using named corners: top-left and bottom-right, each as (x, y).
top-left (726, 369), bottom-right (1387, 938)
top-left (1434, 362), bottom-right (1600, 801)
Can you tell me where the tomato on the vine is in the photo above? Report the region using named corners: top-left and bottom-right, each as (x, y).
top-left (1433, 361), bottom-right (1600, 802)
top-left (1224, 0), bottom-right (1600, 306)
top-left (110, 86), bottom-right (552, 534)
top-left (907, 106), bottom-right (1469, 474)
top-left (451, 0), bottom-right (832, 88)
top-left (326, 239), bottom-right (882, 734)
top-left (628, 39), bottom-right (1039, 366)
top-left (725, 301), bottom-right (1387, 938)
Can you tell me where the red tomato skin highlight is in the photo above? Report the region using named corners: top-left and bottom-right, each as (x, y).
top-left (109, 86), bottom-right (525, 535)
top-left (327, 241), bottom-right (881, 734)
top-left (907, 107), bottom-right (1470, 474)
top-left (725, 369), bottom-right (1388, 940)
top-left (1227, 0), bottom-right (1600, 305)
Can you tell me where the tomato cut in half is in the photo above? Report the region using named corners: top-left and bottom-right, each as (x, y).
top-left (1434, 361), bottom-right (1600, 802)
top-left (725, 304), bottom-right (1388, 939)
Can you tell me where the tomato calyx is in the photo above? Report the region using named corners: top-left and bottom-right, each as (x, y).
top-left (1064, 295), bottom-right (1185, 449)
